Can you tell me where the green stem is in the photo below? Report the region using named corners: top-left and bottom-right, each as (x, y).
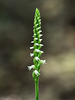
top-left (35, 78), bottom-right (39, 100)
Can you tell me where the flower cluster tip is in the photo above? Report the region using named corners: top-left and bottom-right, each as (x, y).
top-left (28, 8), bottom-right (46, 78)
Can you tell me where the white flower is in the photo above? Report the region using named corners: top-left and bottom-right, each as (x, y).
top-left (40, 44), bottom-right (44, 47)
top-left (41, 60), bottom-right (46, 65)
top-left (30, 53), bottom-right (34, 57)
top-left (34, 70), bottom-right (40, 76)
top-left (30, 47), bottom-right (34, 49)
top-left (40, 51), bottom-right (44, 54)
top-left (35, 57), bottom-right (40, 61)
top-left (28, 65), bottom-right (35, 71)
top-left (36, 27), bottom-right (41, 30)
top-left (34, 34), bottom-right (36, 35)
top-left (33, 34), bottom-right (36, 37)
top-left (39, 19), bottom-right (41, 22)
top-left (39, 39), bottom-right (42, 42)
top-left (34, 21), bottom-right (37, 24)
top-left (33, 24), bottom-right (38, 28)
top-left (34, 38), bottom-right (38, 40)
top-left (35, 49), bottom-right (40, 52)
top-left (35, 24), bottom-right (38, 27)
top-left (35, 49), bottom-right (44, 53)
top-left (37, 17), bottom-right (40, 20)
top-left (39, 34), bottom-right (43, 37)
top-left (38, 30), bottom-right (42, 34)
top-left (31, 41), bottom-right (34, 43)
top-left (35, 43), bottom-right (39, 46)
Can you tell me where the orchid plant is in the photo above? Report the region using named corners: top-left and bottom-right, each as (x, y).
top-left (28, 8), bottom-right (46, 100)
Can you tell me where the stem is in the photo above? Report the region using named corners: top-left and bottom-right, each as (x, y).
top-left (35, 78), bottom-right (39, 100)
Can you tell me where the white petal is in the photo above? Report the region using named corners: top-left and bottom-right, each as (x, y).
top-left (35, 49), bottom-right (40, 52)
top-left (34, 70), bottom-right (40, 76)
top-left (35, 24), bottom-right (38, 27)
top-left (39, 39), bottom-right (42, 42)
top-left (34, 21), bottom-right (36, 24)
top-left (30, 53), bottom-right (34, 57)
top-left (39, 19), bottom-right (41, 22)
top-left (40, 51), bottom-right (44, 53)
top-left (30, 47), bottom-right (34, 49)
top-left (39, 21), bottom-right (41, 23)
top-left (39, 34), bottom-right (43, 37)
top-left (40, 44), bottom-right (44, 47)
top-left (35, 43), bottom-right (39, 46)
top-left (35, 57), bottom-right (40, 61)
top-left (31, 41), bottom-right (34, 43)
top-left (35, 49), bottom-right (43, 53)
top-left (34, 38), bottom-right (38, 40)
top-left (37, 17), bottom-right (40, 19)
top-left (33, 34), bottom-right (36, 37)
top-left (33, 24), bottom-right (38, 28)
top-left (28, 65), bottom-right (35, 71)
top-left (41, 60), bottom-right (46, 65)
top-left (36, 27), bottom-right (41, 30)
top-left (37, 30), bottom-right (42, 34)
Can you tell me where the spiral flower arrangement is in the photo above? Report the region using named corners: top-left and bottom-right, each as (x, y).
top-left (28, 8), bottom-right (46, 100)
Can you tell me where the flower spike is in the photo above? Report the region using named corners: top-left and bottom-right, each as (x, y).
top-left (27, 8), bottom-right (46, 100)
top-left (28, 8), bottom-right (46, 80)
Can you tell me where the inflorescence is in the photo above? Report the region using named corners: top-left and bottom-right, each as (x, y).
top-left (28, 8), bottom-right (46, 81)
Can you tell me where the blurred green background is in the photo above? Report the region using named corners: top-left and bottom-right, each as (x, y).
top-left (0, 0), bottom-right (75, 100)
